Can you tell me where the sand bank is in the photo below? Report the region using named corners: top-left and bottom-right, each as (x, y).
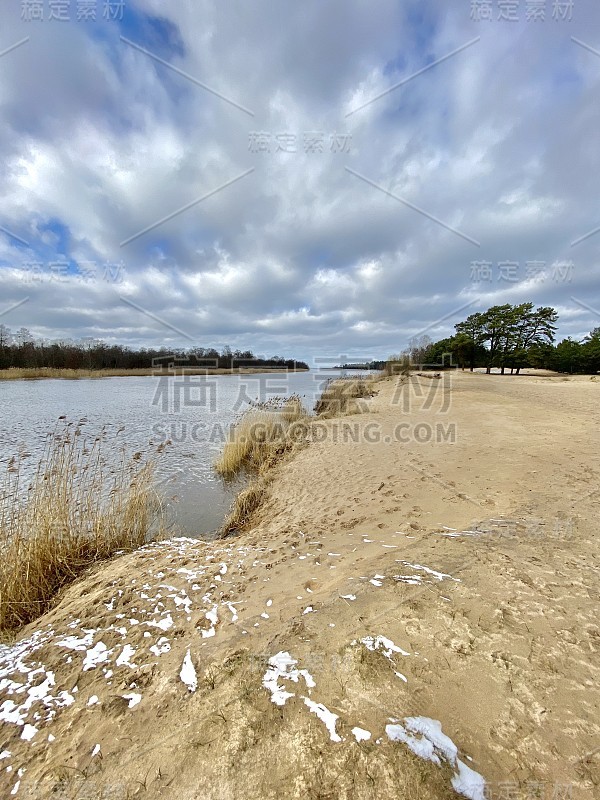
top-left (0, 371), bottom-right (598, 799)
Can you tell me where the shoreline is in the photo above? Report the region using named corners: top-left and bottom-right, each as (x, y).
top-left (0, 366), bottom-right (310, 381)
top-left (0, 371), bottom-right (598, 798)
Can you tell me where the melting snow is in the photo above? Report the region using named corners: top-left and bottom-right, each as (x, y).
top-left (351, 727), bottom-right (371, 742)
top-left (398, 562), bottom-right (460, 582)
top-left (172, 595), bottom-right (192, 615)
top-left (21, 724), bottom-right (37, 742)
top-left (201, 606), bottom-right (219, 638)
top-left (146, 614), bottom-right (174, 632)
top-left (360, 636), bottom-right (410, 658)
top-left (116, 645), bottom-right (137, 668)
top-left (262, 652), bottom-right (315, 707)
top-left (302, 698), bottom-right (342, 742)
top-left (180, 649), bottom-right (197, 692)
top-left (394, 575), bottom-right (423, 585)
top-left (55, 631), bottom-right (95, 651)
top-left (82, 642), bottom-right (110, 671)
top-left (121, 693), bottom-right (141, 709)
top-left (150, 637), bottom-right (171, 657)
top-left (386, 717), bottom-right (485, 800)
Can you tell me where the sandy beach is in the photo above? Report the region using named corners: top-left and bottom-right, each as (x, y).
top-left (1, 371), bottom-right (598, 799)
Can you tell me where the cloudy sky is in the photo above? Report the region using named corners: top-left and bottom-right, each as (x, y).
top-left (0, 0), bottom-right (599, 361)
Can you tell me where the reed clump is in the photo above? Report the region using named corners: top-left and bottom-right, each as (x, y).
top-left (220, 481), bottom-right (268, 537)
top-left (314, 377), bottom-right (375, 418)
top-left (0, 420), bottom-right (162, 632)
top-left (214, 396), bottom-right (309, 481)
top-left (215, 397), bottom-right (311, 536)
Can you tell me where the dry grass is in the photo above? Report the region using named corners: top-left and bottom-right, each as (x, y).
top-left (314, 377), bottom-right (375, 418)
top-left (214, 396), bottom-right (309, 481)
top-left (0, 421), bottom-right (163, 631)
top-left (0, 367), bottom-right (302, 381)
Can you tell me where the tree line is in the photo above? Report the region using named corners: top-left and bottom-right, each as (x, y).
top-left (410, 303), bottom-right (600, 375)
top-left (0, 326), bottom-right (308, 372)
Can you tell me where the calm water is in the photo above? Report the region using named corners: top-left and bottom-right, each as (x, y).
top-left (0, 370), bottom-right (353, 537)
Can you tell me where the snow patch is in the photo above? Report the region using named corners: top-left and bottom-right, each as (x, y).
top-left (262, 652), bottom-right (315, 707)
top-left (386, 717), bottom-right (485, 800)
top-left (149, 637), bottom-right (171, 657)
top-left (83, 642), bottom-right (110, 671)
top-left (359, 635), bottom-right (410, 658)
top-left (351, 727), bottom-right (371, 742)
top-left (21, 724), bottom-right (37, 742)
top-left (302, 698), bottom-right (342, 742)
top-left (115, 645), bottom-right (137, 668)
top-left (121, 693), bottom-right (141, 709)
top-left (180, 649), bottom-right (197, 693)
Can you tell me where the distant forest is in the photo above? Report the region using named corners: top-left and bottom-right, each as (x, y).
top-left (336, 361), bottom-right (387, 370)
top-left (0, 326), bottom-right (308, 372)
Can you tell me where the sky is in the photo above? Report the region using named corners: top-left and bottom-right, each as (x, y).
top-left (1, 0), bottom-right (599, 362)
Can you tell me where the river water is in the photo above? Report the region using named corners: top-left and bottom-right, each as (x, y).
top-left (0, 369), bottom-right (353, 537)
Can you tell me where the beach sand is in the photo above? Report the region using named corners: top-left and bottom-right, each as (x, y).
top-left (1, 371), bottom-right (598, 799)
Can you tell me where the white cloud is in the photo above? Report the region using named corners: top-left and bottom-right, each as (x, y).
top-left (0, 1), bottom-right (599, 357)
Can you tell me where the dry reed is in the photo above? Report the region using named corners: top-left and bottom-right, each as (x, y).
top-left (220, 482), bottom-right (267, 537)
top-left (214, 396), bottom-right (309, 481)
top-left (0, 420), bottom-right (162, 631)
top-left (313, 377), bottom-right (375, 417)
top-left (215, 397), bottom-right (311, 535)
